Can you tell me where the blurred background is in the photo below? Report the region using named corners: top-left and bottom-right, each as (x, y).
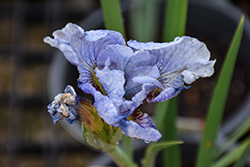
top-left (1, 0), bottom-right (250, 167)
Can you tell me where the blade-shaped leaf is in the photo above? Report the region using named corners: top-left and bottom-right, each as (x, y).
top-left (217, 115), bottom-right (250, 157)
top-left (162, 98), bottom-right (182, 167)
top-left (196, 16), bottom-right (245, 167)
top-left (163, 0), bottom-right (188, 42)
top-left (130, 0), bottom-right (158, 41)
top-left (213, 137), bottom-right (250, 167)
top-left (154, 100), bottom-right (170, 131)
top-left (121, 134), bottom-right (133, 162)
top-left (100, 0), bottom-right (125, 37)
top-left (142, 141), bottom-right (183, 167)
top-left (156, 0), bottom-right (188, 166)
top-left (234, 140), bottom-right (250, 167)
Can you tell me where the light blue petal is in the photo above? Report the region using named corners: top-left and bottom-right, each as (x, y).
top-left (129, 36), bottom-right (215, 102)
top-left (119, 111), bottom-right (162, 142)
top-left (44, 23), bottom-right (83, 65)
top-left (125, 50), bottom-right (157, 72)
top-left (77, 28), bottom-right (126, 95)
top-left (124, 50), bottom-right (159, 99)
top-left (125, 65), bottom-right (161, 99)
top-left (149, 86), bottom-right (187, 103)
top-left (95, 59), bottom-right (125, 107)
top-left (97, 45), bottom-right (133, 71)
top-left (93, 91), bottom-right (124, 126)
top-left (44, 22), bottom-right (126, 97)
top-left (93, 59), bottom-right (127, 125)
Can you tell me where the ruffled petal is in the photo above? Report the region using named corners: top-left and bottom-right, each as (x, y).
top-left (129, 36), bottom-right (215, 102)
top-left (44, 23), bottom-right (83, 65)
top-left (93, 91), bottom-right (124, 126)
top-left (97, 45), bottom-right (133, 71)
top-left (124, 50), bottom-right (159, 98)
top-left (44, 22), bottom-right (126, 97)
top-left (119, 110), bottom-right (162, 142)
top-left (93, 59), bottom-right (127, 125)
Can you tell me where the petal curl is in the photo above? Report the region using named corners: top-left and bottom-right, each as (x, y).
top-left (120, 110), bottom-right (162, 142)
top-left (129, 36), bottom-right (215, 102)
top-left (93, 59), bottom-right (127, 125)
top-left (97, 45), bottom-right (133, 71)
top-left (44, 22), bottom-right (126, 97)
top-left (124, 50), bottom-right (159, 99)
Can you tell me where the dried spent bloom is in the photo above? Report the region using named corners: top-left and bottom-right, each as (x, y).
top-left (47, 85), bottom-right (82, 124)
top-left (48, 85), bottom-right (121, 150)
top-left (44, 23), bottom-right (215, 142)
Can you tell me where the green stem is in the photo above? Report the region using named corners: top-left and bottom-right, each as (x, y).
top-left (163, 98), bottom-right (181, 167)
top-left (122, 134), bottom-right (133, 161)
top-left (106, 146), bottom-right (138, 167)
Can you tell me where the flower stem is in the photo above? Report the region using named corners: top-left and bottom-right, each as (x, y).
top-left (106, 146), bottom-right (138, 167)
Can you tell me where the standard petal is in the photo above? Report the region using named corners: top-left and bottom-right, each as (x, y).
top-left (124, 50), bottom-right (159, 99)
top-left (44, 22), bottom-right (126, 97)
top-left (96, 45), bottom-right (133, 71)
top-left (129, 36), bottom-right (215, 102)
top-left (119, 110), bottom-right (162, 142)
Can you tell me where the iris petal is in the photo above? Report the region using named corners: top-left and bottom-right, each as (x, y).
top-left (120, 110), bottom-right (162, 142)
top-left (128, 36), bottom-right (215, 102)
top-left (97, 45), bottom-right (133, 71)
top-left (93, 59), bottom-right (127, 125)
top-left (44, 23), bottom-right (126, 98)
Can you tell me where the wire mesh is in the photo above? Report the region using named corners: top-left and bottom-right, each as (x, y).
top-left (0, 0), bottom-right (99, 166)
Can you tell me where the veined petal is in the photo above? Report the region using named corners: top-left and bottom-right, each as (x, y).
top-left (119, 109), bottom-right (162, 142)
top-left (44, 22), bottom-right (126, 97)
top-left (124, 50), bottom-right (159, 99)
top-left (129, 36), bottom-right (215, 102)
top-left (93, 91), bottom-right (124, 126)
top-left (93, 59), bottom-right (127, 125)
top-left (97, 45), bottom-right (133, 71)
top-left (95, 59), bottom-right (125, 107)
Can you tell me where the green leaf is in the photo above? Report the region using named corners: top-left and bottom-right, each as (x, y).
top-left (130, 0), bottom-right (157, 41)
top-left (121, 134), bottom-right (133, 162)
top-left (217, 115), bottom-right (250, 157)
top-left (162, 98), bottom-right (182, 167)
top-left (100, 0), bottom-right (125, 37)
top-left (142, 141), bottom-right (183, 167)
top-left (195, 16), bottom-right (245, 167)
top-left (163, 0), bottom-right (188, 42)
top-left (213, 137), bottom-right (250, 167)
top-left (155, 0), bottom-right (189, 166)
top-left (154, 100), bottom-right (170, 131)
top-left (234, 140), bottom-right (250, 167)
top-left (106, 146), bottom-right (138, 167)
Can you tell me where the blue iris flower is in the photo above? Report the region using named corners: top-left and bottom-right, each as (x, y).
top-left (44, 23), bottom-right (215, 142)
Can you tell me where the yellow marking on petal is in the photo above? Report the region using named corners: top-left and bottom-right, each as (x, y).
top-left (146, 87), bottom-right (162, 102)
top-left (91, 70), bottom-right (106, 95)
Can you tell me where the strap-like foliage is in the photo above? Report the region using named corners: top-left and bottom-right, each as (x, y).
top-left (196, 16), bottom-right (245, 167)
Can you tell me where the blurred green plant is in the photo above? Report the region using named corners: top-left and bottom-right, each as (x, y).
top-left (196, 16), bottom-right (245, 167)
top-left (98, 1), bottom-right (247, 167)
